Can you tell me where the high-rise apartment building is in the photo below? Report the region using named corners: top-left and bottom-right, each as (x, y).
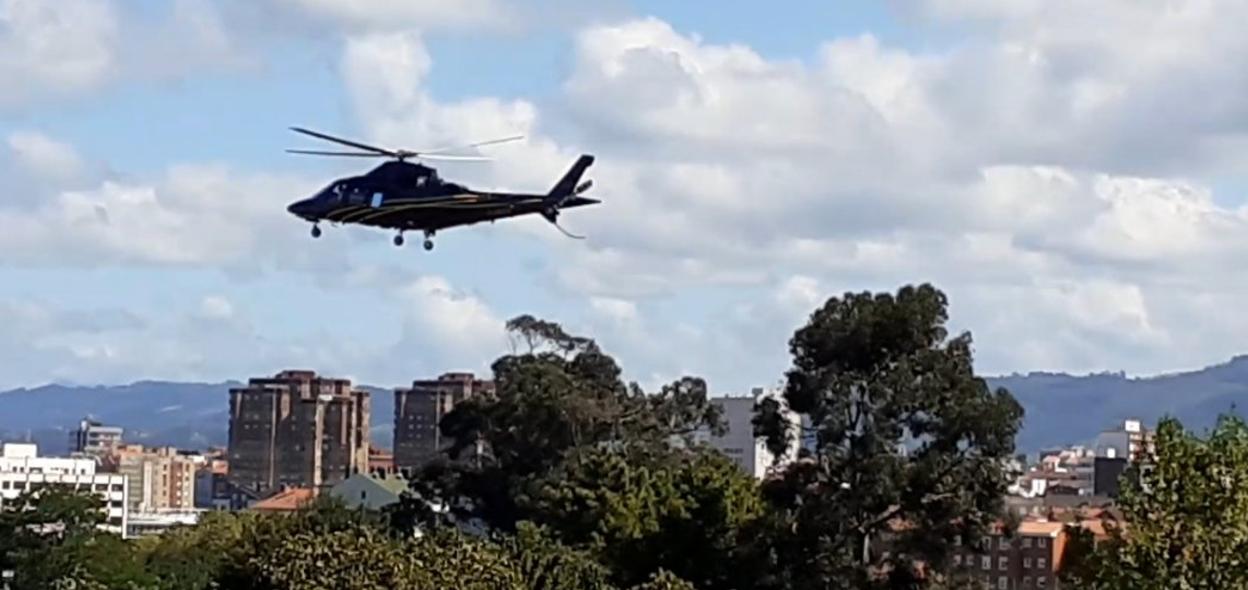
top-left (228, 370), bottom-right (370, 494)
top-left (70, 417), bottom-right (124, 455)
top-left (393, 372), bottom-right (494, 474)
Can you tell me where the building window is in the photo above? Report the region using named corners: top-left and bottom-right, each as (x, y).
top-left (998, 577), bottom-right (1008, 590)
top-left (1038, 558), bottom-right (1047, 570)
top-left (1023, 537), bottom-right (1032, 548)
top-left (999, 537), bottom-right (1010, 549)
top-left (1024, 557), bottom-right (1032, 569)
top-left (953, 555), bottom-right (962, 566)
top-left (999, 556), bottom-right (1008, 571)
top-left (981, 556), bottom-right (990, 570)
top-left (1038, 576), bottom-right (1047, 588)
top-left (1038, 538), bottom-right (1048, 548)
top-left (1023, 577), bottom-right (1032, 587)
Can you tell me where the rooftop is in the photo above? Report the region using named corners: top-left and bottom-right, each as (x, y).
top-left (1017, 521), bottom-right (1065, 537)
top-left (251, 487), bottom-right (316, 512)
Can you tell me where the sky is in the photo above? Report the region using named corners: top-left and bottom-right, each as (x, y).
top-left (3, 0), bottom-right (1248, 393)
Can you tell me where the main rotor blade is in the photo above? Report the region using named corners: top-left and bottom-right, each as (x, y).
top-left (286, 149), bottom-right (386, 157)
top-left (420, 135), bottom-right (524, 155)
top-left (417, 154), bottom-right (495, 161)
top-left (289, 127), bottom-right (396, 156)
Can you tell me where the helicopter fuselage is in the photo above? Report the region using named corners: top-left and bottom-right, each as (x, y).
top-left (286, 157), bottom-right (598, 247)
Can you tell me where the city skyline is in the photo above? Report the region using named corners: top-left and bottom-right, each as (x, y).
top-left (3, 1), bottom-right (1248, 396)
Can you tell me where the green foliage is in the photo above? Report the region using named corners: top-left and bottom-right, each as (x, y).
top-left (1058, 523), bottom-right (1097, 587)
top-left (0, 487), bottom-right (155, 590)
top-left (500, 522), bottom-right (616, 590)
top-left (753, 283), bottom-right (1025, 589)
top-left (1067, 414), bottom-right (1248, 589)
top-left (627, 569), bottom-right (698, 590)
top-left (135, 509), bottom-right (258, 590)
top-left (524, 445), bottom-right (763, 588)
top-left (405, 316), bottom-right (727, 536)
top-left (254, 526), bottom-right (424, 590)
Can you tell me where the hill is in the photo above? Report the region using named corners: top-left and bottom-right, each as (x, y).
top-left (2, 357), bottom-right (1247, 455)
top-left (986, 355), bottom-right (1248, 452)
top-left (0, 380), bottom-right (394, 455)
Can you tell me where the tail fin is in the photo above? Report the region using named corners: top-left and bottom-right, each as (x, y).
top-left (545, 155), bottom-right (595, 206)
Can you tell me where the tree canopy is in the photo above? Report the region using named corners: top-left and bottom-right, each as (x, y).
top-left (1066, 414), bottom-right (1248, 589)
top-left (400, 316), bottom-right (753, 588)
top-left (753, 283), bottom-right (1025, 589)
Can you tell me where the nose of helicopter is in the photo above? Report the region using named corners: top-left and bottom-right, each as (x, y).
top-left (287, 197), bottom-right (316, 220)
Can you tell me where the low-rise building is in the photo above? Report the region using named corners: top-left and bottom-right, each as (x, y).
top-left (368, 447), bottom-right (396, 477)
top-left (125, 509), bottom-right (203, 538)
top-left (0, 443), bottom-right (129, 536)
top-left (329, 473), bottom-right (408, 510)
top-left (250, 487), bottom-right (317, 513)
top-left (1095, 419), bottom-right (1154, 462)
top-left (112, 444), bottom-right (199, 513)
top-left (70, 417), bottom-right (124, 455)
top-left (948, 520), bottom-right (1067, 589)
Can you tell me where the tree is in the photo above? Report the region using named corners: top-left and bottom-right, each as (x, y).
top-left (252, 526), bottom-right (425, 590)
top-left (1057, 524), bottom-right (1097, 588)
top-left (1067, 414), bottom-right (1248, 589)
top-left (402, 315), bottom-right (726, 535)
top-left (753, 284), bottom-right (1024, 589)
top-left (628, 570), bottom-right (697, 590)
top-left (0, 487), bottom-right (152, 590)
top-left (523, 444), bottom-right (763, 588)
top-left (499, 522), bottom-right (616, 590)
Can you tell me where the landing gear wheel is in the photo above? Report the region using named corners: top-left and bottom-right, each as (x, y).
top-left (423, 239), bottom-right (434, 251)
top-left (394, 233), bottom-right (405, 247)
top-left (311, 225), bottom-right (321, 238)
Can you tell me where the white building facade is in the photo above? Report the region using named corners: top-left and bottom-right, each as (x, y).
top-left (1095, 419), bottom-right (1153, 461)
top-left (0, 443), bottom-right (129, 535)
top-left (697, 387), bottom-right (801, 479)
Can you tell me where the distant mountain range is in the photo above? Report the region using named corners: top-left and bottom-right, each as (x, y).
top-left (990, 355), bottom-right (1248, 452)
top-left (0, 380), bottom-right (393, 456)
top-left (3, 357), bottom-right (1248, 455)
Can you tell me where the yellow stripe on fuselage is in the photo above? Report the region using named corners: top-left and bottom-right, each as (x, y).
top-left (348, 194), bottom-right (504, 224)
top-left (321, 194), bottom-right (545, 225)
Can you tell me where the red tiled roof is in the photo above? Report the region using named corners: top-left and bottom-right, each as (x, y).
top-left (251, 487), bottom-right (316, 511)
top-left (1017, 521), bottom-right (1064, 537)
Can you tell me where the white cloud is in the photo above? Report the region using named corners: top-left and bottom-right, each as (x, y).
top-left (6, 131), bottom-right (86, 183)
top-left (590, 296), bottom-right (638, 323)
top-left (273, 0), bottom-right (512, 33)
top-left (0, 0), bottom-right (119, 109)
top-left (0, 159), bottom-right (349, 273)
top-left (199, 296), bottom-right (235, 320)
top-left (0, 0), bottom-right (262, 110)
top-left (394, 276), bottom-right (508, 364)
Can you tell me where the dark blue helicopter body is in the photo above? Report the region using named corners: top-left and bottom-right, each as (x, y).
top-left (283, 127), bottom-right (598, 250)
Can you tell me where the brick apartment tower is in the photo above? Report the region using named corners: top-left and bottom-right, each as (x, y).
top-left (393, 372), bottom-right (494, 475)
top-left (228, 370), bottom-right (370, 495)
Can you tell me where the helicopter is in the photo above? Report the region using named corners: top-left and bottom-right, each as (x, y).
top-left (283, 127), bottom-right (598, 250)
